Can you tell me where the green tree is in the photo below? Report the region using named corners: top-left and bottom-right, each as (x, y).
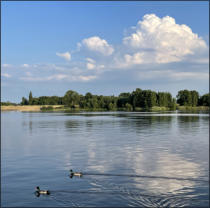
top-left (191, 90), bottom-right (199, 107)
top-left (125, 103), bottom-right (133, 111)
top-left (79, 95), bottom-right (85, 108)
top-left (169, 98), bottom-right (177, 110)
top-left (83, 92), bottom-right (99, 109)
top-left (199, 93), bottom-right (210, 106)
top-left (176, 90), bottom-right (192, 106)
top-left (157, 92), bottom-right (167, 107)
top-left (85, 92), bottom-right (93, 100)
top-left (108, 102), bottom-right (114, 110)
top-left (21, 97), bottom-right (29, 105)
top-left (131, 88), bottom-right (143, 109)
top-left (91, 96), bottom-right (99, 109)
top-left (29, 91), bottom-right (33, 105)
top-left (98, 95), bottom-right (105, 109)
top-left (117, 92), bottom-right (131, 108)
top-left (32, 98), bottom-right (39, 105)
top-left (142, 90), bottom-right (157, 108)
top-left (64, 90), bottom-right (80, 107)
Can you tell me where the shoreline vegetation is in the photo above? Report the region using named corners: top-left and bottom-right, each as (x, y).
top-left (1, 88), bottom-right (209, 112)
top-left (1, 105), bottom-right (209, 112)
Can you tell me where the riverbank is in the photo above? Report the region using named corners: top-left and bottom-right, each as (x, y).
top-left (1, 105), bottom-right (209, 112)
top-left (177, 106), bottom-right (209, 111)
top-left (1, 105), bottom-right (64, 112)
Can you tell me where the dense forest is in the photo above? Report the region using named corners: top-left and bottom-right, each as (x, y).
top-left (10, 89), bottom-right (208, 111)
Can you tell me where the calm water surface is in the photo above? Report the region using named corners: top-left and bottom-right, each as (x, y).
top-left (1, 111), bottom-right (209, 207)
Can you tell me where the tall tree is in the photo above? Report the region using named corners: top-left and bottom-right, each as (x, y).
top-left (176, 90), bottom-right (192, 106)
top-left (142, 90), bottom-right (157, 108)
top-left (191, 90), bottom-right (199, 107)
top-left (131, 88), bottom-right (143, 108)
top-left (29, 91), bottom-right (33, 105)
top-left (21, 97), bottom-right (29, 105)
top-left (117, 92), bottom-right (131, 108)
top-left (63, 90), bottom-right (80, 107)
top-left (199, 93), bottom-right (210, 106)
top-left (157, 92), bottom-right (166, 107)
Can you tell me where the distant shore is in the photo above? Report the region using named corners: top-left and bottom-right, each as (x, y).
top-left (1, 105), bottom-right (209, 112)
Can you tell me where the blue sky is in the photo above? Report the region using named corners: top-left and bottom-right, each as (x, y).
top-left (2, 1), bottom-right (209, 102)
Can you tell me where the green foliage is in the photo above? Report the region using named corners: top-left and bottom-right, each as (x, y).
top-left (199, 93), bottom-right (210, 106)
top-left (131, 89), bottom-right (157, 109)
top-left (117, 92), bottom-right (132, 108)
top-left (131, 88), bottom-right (143, 109)
top-left (40, 106), bottom-right (54, 111)
top-left (169, 98), bottom-right (177, 110)
top-left (17, 89), bottom-right (208, 111)
top-left (1, 101), bottom-right (17, 106)
top-left (177, 90), bottom-right (191, 106)
top-left (29, 91), bottom-right (33, 105)
top-left (191, 90), bottom-right (199, 107)
top-left (157, 92), bottom-right (167, 107)
top-left (144, 90), bottom-right (157, 108)
top-left (21, 97), bottom-right (29, 105)
top-left (177, 90), bottom-right (199, 106)
top-left (64, 90), bottom-right (80, 107)
top-left (125, 103), bottom-right (133, 111)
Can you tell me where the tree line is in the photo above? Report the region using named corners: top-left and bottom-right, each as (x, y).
top-left (19, 89), bottom-right (209, 110)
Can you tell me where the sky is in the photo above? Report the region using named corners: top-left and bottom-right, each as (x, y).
top-left (1, 1), bottom-right (209, 103)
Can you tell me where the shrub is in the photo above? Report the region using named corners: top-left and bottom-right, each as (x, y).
top-left (40, 106), bottom-right (53, 111)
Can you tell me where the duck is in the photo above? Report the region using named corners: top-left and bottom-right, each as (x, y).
top-left (35, 186), bottom-right (50, 195)
top-left (70, 169), bottom-right (83, 177)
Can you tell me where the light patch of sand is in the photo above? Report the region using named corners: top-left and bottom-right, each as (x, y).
top-left (1, 105), bottom-right (64, 112)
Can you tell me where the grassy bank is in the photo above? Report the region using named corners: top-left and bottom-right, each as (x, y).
top-left (1, 105), bottom-right (209, 112)
top-left (151, 106), bottom-right (171, 111)
top-left (177, 106), bottom-right (209, 111)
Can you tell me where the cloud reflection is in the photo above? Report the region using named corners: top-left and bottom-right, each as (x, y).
top-left (131, 151), bottom-right (201, 195)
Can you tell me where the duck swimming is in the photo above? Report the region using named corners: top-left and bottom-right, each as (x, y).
top-left (35, 186), bottom-right (50, 196)
top-left (70, 169), bottom-right (83, 178)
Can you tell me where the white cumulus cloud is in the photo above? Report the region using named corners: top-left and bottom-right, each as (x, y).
top-left (1, 73), bottom-right (11, 78)
top-left (56, 51), bottom-right (71, 61)
top-left (136, 70), bottom-right (208, 81)
top-left (123, 14), bottom-right (207, 64)
top-left (86, 62), bottom-right (96, 70)
top-left (78, 75), bottom-right (97, 81)
top-left (81, 36), bottom-right (114, 56)
top-left (86, 58), bottom-right (96, 70)
top-left (86, 58), bottom-right (95, 63)
top-left (2, 64), bottom-right (12, 68)
top-left (124, 52), bottom-right (144, 65)
top-left (48, 74), bottom-right (68, 80)
top-left (22, 64), bottom-right (30, 68)
top-left (85, 57), bottom-right (106, 71)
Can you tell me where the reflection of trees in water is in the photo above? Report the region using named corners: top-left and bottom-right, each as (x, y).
top-left (29, 121), bottom-right (33, 134)
top-left (21, 120), bottom-right (33, 134)
top-left (65, 116), bottom-right (120, 134)
top-left (178, 116), bottom-right (199, 123)
top-left (65, 120), bottom-right (81, 132)
top-left (85, 121), bottom-right (93, 128)
top-left (177, 116), bottom-right (200, 131)
top-left (118, 116), bottom-right (173, 133)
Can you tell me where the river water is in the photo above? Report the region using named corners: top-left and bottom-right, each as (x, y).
top-left (1, 111), bottom-right (209, 207)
